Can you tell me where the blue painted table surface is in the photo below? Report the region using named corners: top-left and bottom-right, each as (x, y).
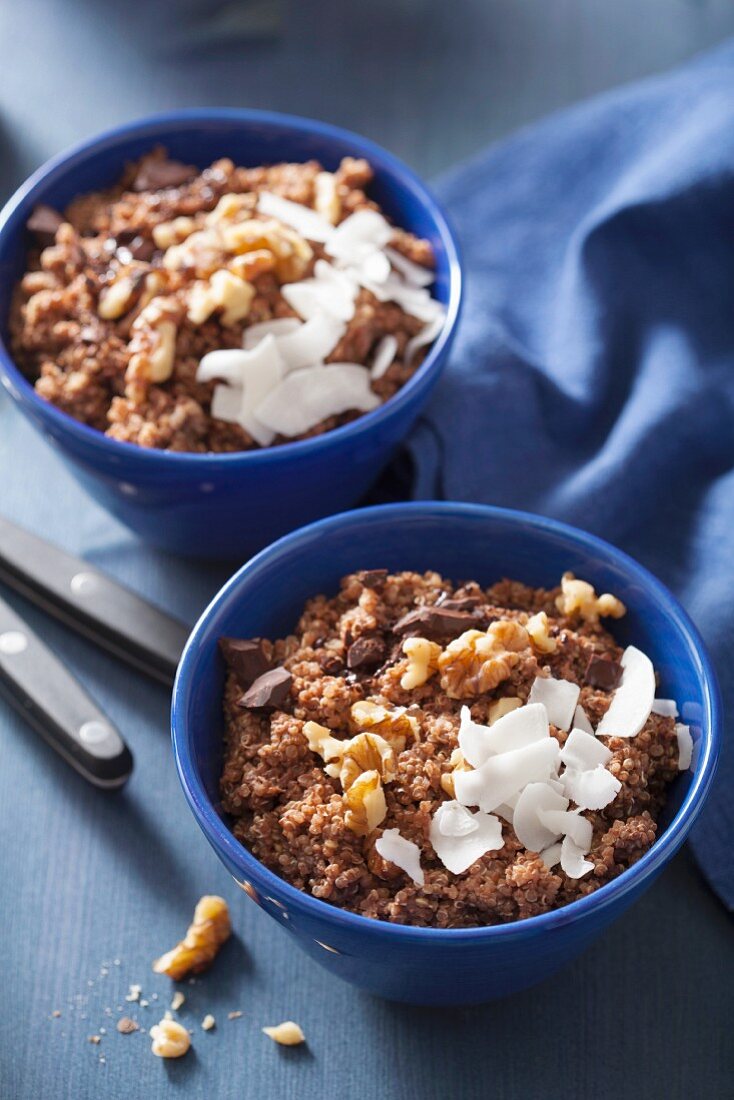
top-left (1, 2), bottom-right (733, 1097)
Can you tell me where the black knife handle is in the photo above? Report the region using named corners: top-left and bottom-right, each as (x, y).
top-left (0, 595), bottom-right (133, 789)
top-left (0, 517), bottom-right (190, 686)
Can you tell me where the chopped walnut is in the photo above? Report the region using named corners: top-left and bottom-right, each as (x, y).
top-left (302, 720), bottom-right (345, 764)
top-left (325, 732), bottom-right (397, 789)
top-left (98, 271), bottom-right (142, 320)
top-left (440, 746), bottom-right (471, 798)
top-left (127, 298), bottom-right (179, 386)
top-left (186, 270), bottom-right (254, 327)
top-left (314, 171), bottom-right (341, 225)
top-left (488, 696), bottom-right (523, 724)
top-left (555, 572), bottom-right (626, 623)
top-left (150, 1018), bottom-right (191, 1059)
top-left (350, 700), bottom-right (419, 750)
top-left (205, 192), bottom-right (257, 225)
top-left (201, 1014), bottom-right (216, 1031)
top-left (400, 637), bottom-right (442, 690)
top-left (220, 218), bottom-right (312, 283)
top-left (262, 1021), bottom-right (305, 1046)
top-left (343, 769), bottom-right (387, 835)
top-left (153, 895), bottom-right (231, 980)
top-left (438, 620), bottom-right (529, 699)
top-left (152, 216), bottom-right (197, 250)
top-left (526, 611), bottom-right (557, 654)
top-left (228, 248), bottom-right (276, 282)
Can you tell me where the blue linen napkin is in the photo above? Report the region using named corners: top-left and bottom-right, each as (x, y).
top-left (412, 40), bottom-right (734, 908)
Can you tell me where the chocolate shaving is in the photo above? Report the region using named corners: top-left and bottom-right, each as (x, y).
top-left (357, 569), bottom-right (388, 588)
top-left (27, 204), bottom-right (64, 247)
top-left (393, 606), bottom-right (476, 640)
top-left (346, 635), bottom-right (386, 671)
top-left (238, 666), bottom-right (293, 710)
top-left (585, 654), bottom-right (623, 691)
top-left (220, 637), bottom-right (271, 689)
top-left (131, 158), bottom-right (198, 193)
top-left (436, 595), bottom-right (481, 611)
top-left (113, 230), bottom-right (157, 263)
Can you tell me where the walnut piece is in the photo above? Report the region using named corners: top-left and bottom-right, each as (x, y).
top-left (187, 269), bottom-right (254, 327)
top-left (150, 1018), bottom-right (191, 1059)
top-left (488, 696), bottom-right (523, 724)
top-left (400, 637), bottom-right (442, 690)
top-left (555, 572), bottom-right (626, 623)
top-left (526, 611), bottom-right (557, 654)
top-left (440, 746), bottom-right (471, 798)
top-left (201, 1014), bottom-right (216, 1031)
top-left (127, 298), bottom-right (179, 385)
top-left (152, 895), bottom-right (231, 980)
top-left (438, 620), bottom-right (529, 699)
top-left (262, 1021), bottom-right (305, 1046)
top-left (350, 700), bottom-right (419, 751)
top-left (302, 720), bottom-right (345, 764)
top-left (98, 272), bottom-right (141, 320)
top-left (343, 769), bottom-right (387, 835)
top-left (325, 731), bottom-right (397, 789)
top-left (220, 217), bottom-right (313, 283)
top-left (152, 215), bottom-right (197, 250)
top-left (314, 171), bottom-right (341, 225)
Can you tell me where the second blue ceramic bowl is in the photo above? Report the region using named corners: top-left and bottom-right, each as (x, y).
top-left (0, 110), bottom-right (461, 559)
top-left (171, 502), bottom-right (720, 1005)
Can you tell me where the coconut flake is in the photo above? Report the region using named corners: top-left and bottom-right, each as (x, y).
top-left (254, 363), bottom-right (379, 437)
top-left (355, 249), bottom-right (392, 286)
top-left (676, 723), bottom-right (693, 771)
top-left (454, 737), bottom-right (561, 813)
top-left (560, 834), bottom-right (594, 879)
top-left (560, 728), bottom-right (612, 772)
top-left (436, 800), bottom-right (479, 837)
top-left (537, 808), bottom-right (593, 850)
top-left (375, 829), bottom-right (424, 886)
top-left (257, 191), bottom-right (334, 243)
top-left (652, 698), bottom-right (679, 718)
top-left (363, 275), bottom-right (445, 322)
top-left (528, 676), bottom-right (580, 731)
top-left (210, 383), bottom-right (243, 424)
top-left (562, 765), bottom-right (621, 811)
top-left (243, 317), bottom-right (302, 350)
top-left (325, 209), bottom-right (393, 265)
top-left (573, 705), bottom-right (595, 735)
top-left (404, 313), bottom-right (445, 368)
top-left (281, 271), bottom-right (356, 323)
top-left (540, 842), bottom-right (563, 869)
top-left (595, 645), bottom-right (655, 739)
top-left (458, 703), bottom-right (549, 769)
top-left (385, 246), bottom-right (435, 287)
top-left (370, 335), bottom-right (398, 380)
top-left (198, 338), bottom-right (284, 447)
top-left (274, 312), bottom-right (346, 372)
top-left (512, 782), bottom-right (570, 853)
top-left (430, 806), bottom-right (503, 875)
top-left (197, 348), bottom-right (252, 386)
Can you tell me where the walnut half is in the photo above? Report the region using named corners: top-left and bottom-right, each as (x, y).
top-left (438, 620), bottom-right (529, 699)
top-left (343, 770), bottom-right (387, 835)
top-left (153, 895), bottom-right (231, 980)
top-left (555, 572), bottom-right (626, 623)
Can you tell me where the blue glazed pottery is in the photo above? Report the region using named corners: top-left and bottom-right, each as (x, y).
top-left (171, 502), bottom-right (721, 1005)
top-left (0, 111), bottom-right (462, 559)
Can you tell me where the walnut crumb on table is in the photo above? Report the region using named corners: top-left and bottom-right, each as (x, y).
top-left (262, 1021), bottom-right (306, 1046)
top-left (153, 895), bottom-right (231, 980)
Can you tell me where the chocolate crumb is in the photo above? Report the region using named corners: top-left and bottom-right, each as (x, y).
top-left (393, 606), bottom-right (476, 640)
top-left (357, 569), bottom-right (388, 588)
top-left (116, 1017), bottom-right (139, 1034)
top-left (585, 654), bottom-right (623, 691)
top-left (346, 635), bottom-right (386, 671)
top-left (436, 595), bottom-right (481, 611)
top-left (27, 204), bottom-right (64, 247)
top-left (238, 667), bottom-right (293, 710)
top-left (132, 159), bottom-right (197, 192)
top-left (220, 637), bottom-right (271, 689)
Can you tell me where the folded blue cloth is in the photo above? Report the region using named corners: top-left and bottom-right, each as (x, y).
top-left (413, 41), bottom-right (734, 907)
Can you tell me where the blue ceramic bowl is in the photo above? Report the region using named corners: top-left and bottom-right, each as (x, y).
top-left (0, 111), bottom-right (461, 559)
top-left (171, 502), bottom-right (721, 1005)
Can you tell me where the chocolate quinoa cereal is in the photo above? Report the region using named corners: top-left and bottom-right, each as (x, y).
top-left (11, 149), bottom-right (445, 452)
top-left (219, 569), bottom-right (689, 928)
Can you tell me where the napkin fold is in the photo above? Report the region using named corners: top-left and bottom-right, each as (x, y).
top-left (412, 40), bottom-right (734, 907)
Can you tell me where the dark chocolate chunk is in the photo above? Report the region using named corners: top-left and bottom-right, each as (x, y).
top-left (585, 654), bottom-right (623, 691)
top-left (393, 606), bottom-right (476, 640)
top-left (131, 159), bottom-right (197, 193)
top-left (114, 232), bottom-right (157, 263)
top-left (357, 569), bottom-right (388, 588)
top-left (220, 637), bottom-right (271, 689)
top-left (27, 204), bottom-right (64, 247)
top-left (321, 655), bottom-right (345, 676)
top-left (346, 635), bottom-right (386, 671)
top-left (238, 666), bottom-right (293, 710)
top-left (436, 595), bottom-right (481, 612)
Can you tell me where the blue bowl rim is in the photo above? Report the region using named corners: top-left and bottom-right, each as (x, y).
top-left (0, 108), bottom-right (462, 469)
top-left (171, 501), bottom-right (722, 945)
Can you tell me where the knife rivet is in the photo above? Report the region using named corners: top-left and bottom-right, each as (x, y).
top-left (0, 631), bottom-right (28, 655)
top-left (71, 572), bottom-right (99, 596)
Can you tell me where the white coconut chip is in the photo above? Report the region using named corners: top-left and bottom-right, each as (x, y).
top-left (436, 800), bottom-right (479, 837)
top-left (573, 705), bottom-right (595, 735)
top-left (370, 334), bottom-right (398, 380)
top-left (197, 348), bottom-right (253, 386)
top-left (537, 808), bottom-right (593, 851)
top-left (453, 737), bottom-right (561, 813)
top-left (354, 249), bottom-right (392, 286)
top-left (385, 246), bottom-right (435, 287)
top-left (652, 698), bottom-right (679, 718)
top-left (560, 728), bottom-right (612, 772)
top-left (281, 271), bottom-right (356, 323)
top-left (375, 829), bottom-right (424, 886)
top-left (257, 190), bottom-right (334, 243)
top-left (363, 275), bottom-right (445, 323)
top-left (243, 317), bottom-right (302, 350)
top-left (676, 723), bottom-right (693, 771)
top-left (560, 834), bottom-right (594, 879)
top-left (528, 676), bottom-right (580, 732)
top-left (198, 338), bottom-right (284, 447)
top-left (595, 645), bottom-right (655, 739)
top-left (562, 765), bottom-right (621, 811)
top-left (404, 313), bottom-right (445, 368)
top-left (458, 703), bottom-right (549, 769)
top-left (540, 842), bottom-right (563, 870)
top-left (429, 806), bottom-right (503, 875)
top-left (254, 363), bottom-right (379, 437)
top-left (274, 312), bottom-right (346, 372)
top-left (512, 782), bottom-right (569, 853)
top-left (325, 208), bottom-right (393, 265)
top-left (210, 383), bottom-right (244, 424)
